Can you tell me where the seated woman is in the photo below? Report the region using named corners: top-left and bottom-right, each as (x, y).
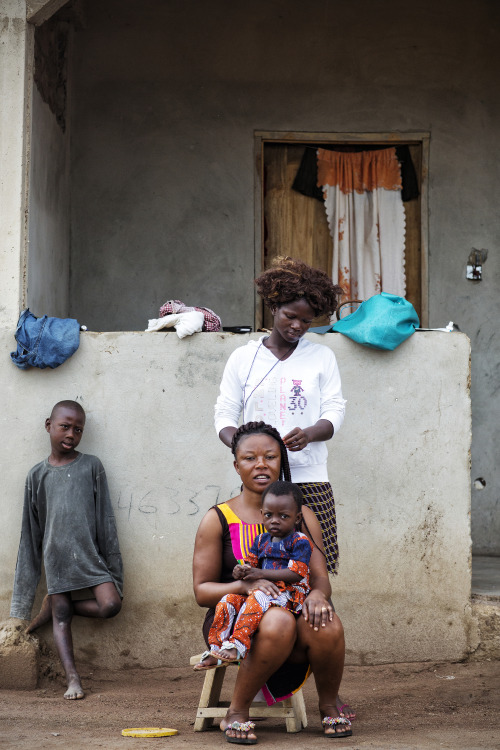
top-left (192, 421), bottom-right (352, 743)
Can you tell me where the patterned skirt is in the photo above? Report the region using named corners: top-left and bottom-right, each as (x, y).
top-left (297, 481), bottom-right (338, 574)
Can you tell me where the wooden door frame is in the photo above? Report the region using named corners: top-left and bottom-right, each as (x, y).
top-left (254, 131), bottom-right (430, 329)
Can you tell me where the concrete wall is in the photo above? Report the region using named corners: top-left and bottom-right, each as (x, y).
top-left (66, 0), bottom-right (499, 331)
top-left (63, 0), bottom-right (500, 552)
top-left (0, 331), bottom-right (473, 667)
top-left (27, 84), bottom-right (71, 318)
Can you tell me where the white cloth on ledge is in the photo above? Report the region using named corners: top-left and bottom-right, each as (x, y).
top-left (145, 311), bottom-right (204, 338)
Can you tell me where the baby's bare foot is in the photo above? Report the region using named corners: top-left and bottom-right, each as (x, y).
top-left (26, 594), bottom-right (52, 633)
top-left (64, 676), bottom-right (85, 700)
top-left (214, 647), bottom-right (240, 662)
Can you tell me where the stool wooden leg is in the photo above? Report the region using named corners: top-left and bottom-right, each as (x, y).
top-left (282, 689), bottom-right (307, 733)
top-left (194, 666), bottom-right (227, 732)
top-left (288, 689), bottom-right (307, 731)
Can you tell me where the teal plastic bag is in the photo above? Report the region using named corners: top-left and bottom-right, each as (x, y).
top-left (330, 292), bottom-right (420, 351)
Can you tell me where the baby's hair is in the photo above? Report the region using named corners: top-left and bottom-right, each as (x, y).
top-left (262, 480), bottom-right (303, 512)
top-left (50, 400), bottom-right (86, 419)
top-left (231, 421), bottom-right (291, 482)
top-left (263, 478), bottom-right (328, 561)
top-left (255, 256), bottom-right (343, 318)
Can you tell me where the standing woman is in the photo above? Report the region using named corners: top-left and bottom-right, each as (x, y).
top-left (215, 256), bottom-right (345, 577)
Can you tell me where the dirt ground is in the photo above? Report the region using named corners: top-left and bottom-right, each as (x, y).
top-left (1, 658), bottom-right (499, 750)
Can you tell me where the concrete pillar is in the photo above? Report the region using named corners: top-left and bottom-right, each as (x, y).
top-left (0, 0), bottom-right (31, 328)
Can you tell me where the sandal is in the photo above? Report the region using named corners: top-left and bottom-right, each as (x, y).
top-left (322, 715), bottom-right (353, 738)
top-left (225, 720), bottom-right (257, 745)
top-left (192, 650), bottom-right (225, 671)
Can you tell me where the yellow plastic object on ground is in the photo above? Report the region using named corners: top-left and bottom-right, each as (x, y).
top-left (121, 727), bottom-right (178, 738)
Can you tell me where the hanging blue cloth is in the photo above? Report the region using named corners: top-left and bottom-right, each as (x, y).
top-left (331, 293), bottom-right (419, 350)
top-left (310, 293), bottom-right (419, 351)
top-left (10, 309), bottom-right (81, 370)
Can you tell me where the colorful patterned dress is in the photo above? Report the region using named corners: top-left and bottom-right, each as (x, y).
top-left (208, 530), bottom-right (312, 659)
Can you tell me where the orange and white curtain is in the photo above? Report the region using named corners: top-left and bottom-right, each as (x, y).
top-left (317, 148), bottom-right (406, 301)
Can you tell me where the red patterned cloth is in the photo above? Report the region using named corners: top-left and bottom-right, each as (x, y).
top-left (159, 299), bottom-right (221, 332)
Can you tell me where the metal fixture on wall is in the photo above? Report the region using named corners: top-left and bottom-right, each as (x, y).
top-left (466, 248), bottom-right (488, 281)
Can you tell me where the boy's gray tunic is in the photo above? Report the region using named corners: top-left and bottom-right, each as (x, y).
top-left (10, 453), bottom-right (123, 620)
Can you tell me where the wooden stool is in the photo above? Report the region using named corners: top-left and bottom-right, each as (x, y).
top-left (190, 654), bottom-right (307, 733)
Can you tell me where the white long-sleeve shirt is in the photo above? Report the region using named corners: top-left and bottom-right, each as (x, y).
top-left (214, 336), bottom-right (346, 483)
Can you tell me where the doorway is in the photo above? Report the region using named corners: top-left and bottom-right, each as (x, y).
top-left (254, 132), bottom-right (429, 329)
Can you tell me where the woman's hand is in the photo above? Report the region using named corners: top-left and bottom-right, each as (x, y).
top-left (283, 427), bottom-right (310, 452)
top-left (241, 578), bottom-right (281, 598)
top-left (302, 589), bottom-right (334, 631)
top-left (284, 420), bottom-right (334, 451)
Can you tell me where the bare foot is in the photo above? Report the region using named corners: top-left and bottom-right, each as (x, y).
top-left (64, 675), bottom-right (85, 700)
top-left (320, 704), bottom-right (353, 738)
top-left (213, 646), bottom-right (240, 663)
top-left (221, 712), bottom-right (257, 744)
top-left (337, 694), bottom-right (356, 720)
top-left (193, 653), bottom-right (221, 671)
top-left (26, 595), bottom-right (52, 633)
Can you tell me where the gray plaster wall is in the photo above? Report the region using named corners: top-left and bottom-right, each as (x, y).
top-left (64, 0), bottom-right (500, 552)
top-left (0, 0), bottom-right (28, 328)
top-left (67, 0), bottom-right (500, 332)
top-left (0, 331), bottom-right (474, 667)
top-left (27, 84), bottom-right (71, 318)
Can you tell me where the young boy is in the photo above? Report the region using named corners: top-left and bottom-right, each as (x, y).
top-left (195, 481), bottom-right (312, 668)
top-left (10, 400), bottom-right (123, 700)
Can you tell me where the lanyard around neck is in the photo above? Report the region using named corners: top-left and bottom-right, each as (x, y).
top-left (242, 338), bottom-right (295, 422)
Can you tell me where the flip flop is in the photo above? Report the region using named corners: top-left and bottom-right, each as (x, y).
top-left (192, 650), bottom-right (225, 671)
top-left (225, 721), bottom-right (257, 745)
top-left (322, 715), bottom-right (353, 738)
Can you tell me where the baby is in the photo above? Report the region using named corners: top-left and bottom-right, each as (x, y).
top-left (198, 480), bottom-right (312, 666)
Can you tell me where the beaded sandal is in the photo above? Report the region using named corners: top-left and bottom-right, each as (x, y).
top-left (224, 720), bottom-right (257, 745)
top-left (322, 715), bottom-right (353, 738)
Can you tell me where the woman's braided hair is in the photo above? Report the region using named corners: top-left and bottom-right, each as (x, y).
top-left (231, 421), bottom-right (291, 482)
top-left (255, 256), bottom-right (343, 318)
